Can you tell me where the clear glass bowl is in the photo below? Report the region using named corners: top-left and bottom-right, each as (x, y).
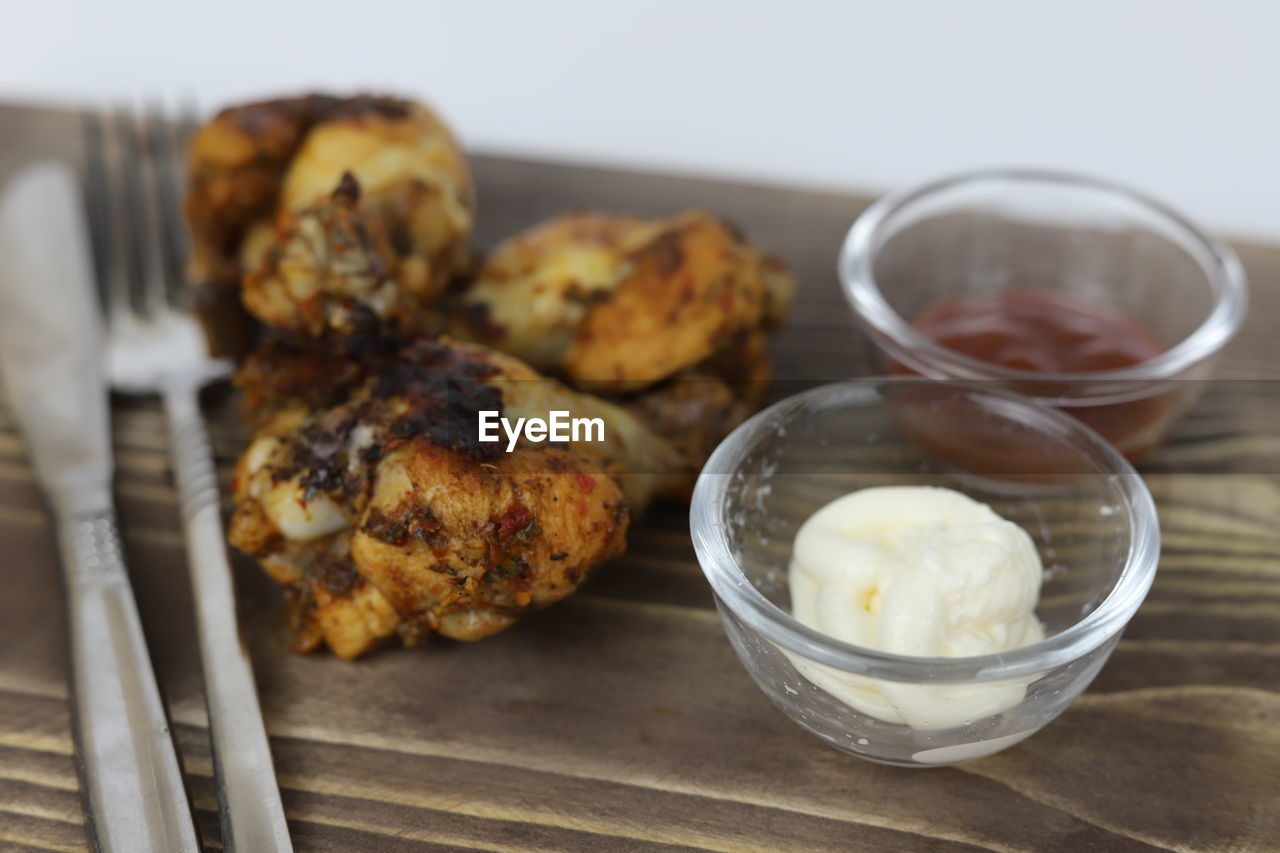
top-left (839, 169), bottom-right (1248, 459)
top-left (689, 379), bottom-right (1160, 767)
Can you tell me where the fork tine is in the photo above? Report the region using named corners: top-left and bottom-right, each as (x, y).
top-left (80, 112), bottom-right (112, 313)
top-left (84, 108), bottom-right (143, 323)
top-left (116, 105), bottom-right (170, 318)
top-left (145, 103), bottom-right (190, 308)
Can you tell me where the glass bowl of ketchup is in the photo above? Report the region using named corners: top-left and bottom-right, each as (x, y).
top-left (839, 169), bottom-right (1248, 460)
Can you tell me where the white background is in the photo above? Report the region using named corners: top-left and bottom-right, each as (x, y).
top-left (2, 0), bottom-right (1276, 239)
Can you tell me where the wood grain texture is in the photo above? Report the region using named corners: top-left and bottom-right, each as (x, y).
top-left (0, 103), bottom-right (1277, 852)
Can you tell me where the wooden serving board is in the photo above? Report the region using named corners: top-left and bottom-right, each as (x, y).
top-left (1, 103), bottom-right (1277, 853)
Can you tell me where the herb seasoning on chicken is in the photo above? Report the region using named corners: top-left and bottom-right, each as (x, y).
top-left (187, 92), bottom-right (797, 658)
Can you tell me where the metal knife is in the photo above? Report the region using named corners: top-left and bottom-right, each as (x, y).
top-left (0, 162), bottom-right (201, 853)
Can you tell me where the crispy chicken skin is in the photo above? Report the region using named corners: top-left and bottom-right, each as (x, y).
top-left (241, 174), bottom-right (425, 337)
top-left (186, 94), bottom-right (472, 342)
top-left (233, 335), bottom-right (691, 510)
top-left (233, 334), bottom-right (379, 424)
top-left (227, 336), bottom-right (700, 657)
top-left (452, 211), bottom-right (795, 393)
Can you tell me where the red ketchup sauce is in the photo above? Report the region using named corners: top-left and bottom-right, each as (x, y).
top-left (910, 290), bottom-right (1163, 374)
top-left (891, 289), bottom-right (1174, 467)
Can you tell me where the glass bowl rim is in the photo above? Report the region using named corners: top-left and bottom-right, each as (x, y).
top-left (689, 378), bottom-right (1161, 683)
top-left (838, 167), bottom-right (1248, 386)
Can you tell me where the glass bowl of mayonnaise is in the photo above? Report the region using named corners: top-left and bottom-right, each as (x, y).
top-left (690, 379), bottom-right (1159, 767)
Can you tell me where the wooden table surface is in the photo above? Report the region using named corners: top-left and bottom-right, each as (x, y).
top-left (1, 103), bottom-right (1277, 853)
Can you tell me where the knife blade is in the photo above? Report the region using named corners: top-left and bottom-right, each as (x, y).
top-left (0, 161), bottom-right (111, 515)
top-left (0, 161), bottom-right (200, 853)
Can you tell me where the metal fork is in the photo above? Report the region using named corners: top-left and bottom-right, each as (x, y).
top-left (84, 107), bottom-right (294, 853)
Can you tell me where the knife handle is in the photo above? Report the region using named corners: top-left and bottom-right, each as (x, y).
top-left (58, 509), bottom-right (201, 853)
top-left (165, 386), bottom-right (293, 853)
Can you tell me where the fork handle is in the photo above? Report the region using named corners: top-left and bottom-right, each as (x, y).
top-left (164, 385), bottom-right (293, 853)
top-left (58, 508), bottom-right (201, 853)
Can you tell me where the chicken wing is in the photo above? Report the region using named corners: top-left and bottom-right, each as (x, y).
top-left (187, 94), bottom-right (472, 346)
top-left (449, 210), bottom-right (793, 467)
top-left (452, 210), bottom-right (795, 393)
top-left (228, 336), bottom-right (692, 657)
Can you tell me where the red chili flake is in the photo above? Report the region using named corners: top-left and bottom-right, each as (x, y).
top-left (575, 473), bottom-right (596, 494)
top-left (574, 499), bottom-right (588, 517)
top-left (494, 503), bottom-right (533, 540)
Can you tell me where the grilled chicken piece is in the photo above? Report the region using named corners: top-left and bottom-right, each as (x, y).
top-left (228, 337), bottom-right (686, 658)
top-left (192, 94), bottom-right (801, 658)
top-left (240, 173), bottom-right (439, 337)
top-left (186, 93), bottom-right (472, 344)
top-left (451, 211), bottom-right (795, 394)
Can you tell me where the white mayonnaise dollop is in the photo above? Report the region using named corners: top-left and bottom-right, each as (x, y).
top-left (788, 486), bottom-right (1045, 730)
